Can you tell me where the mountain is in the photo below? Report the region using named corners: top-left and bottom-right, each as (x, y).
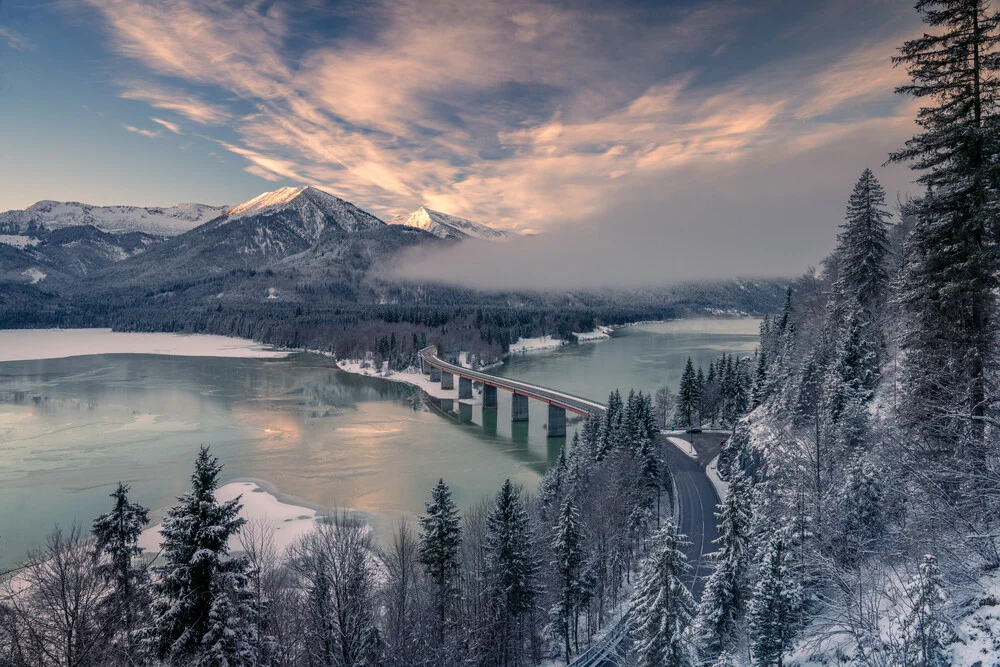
top-left (86, 185), bottom-right (392, 287)
top-left (0, 200), bottom-right (226, 237)
top-left (387, 207), bottom-right (514, 241)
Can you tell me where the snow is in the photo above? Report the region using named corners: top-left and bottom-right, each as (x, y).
top-left (0, 234), bottom-right (39, 248)
top-left (0, 329), bottom-right (288, 363)
top-left (706, 454), bottom-right (729, 500)
top-left (0, 200), bottom-right (226, 236)
top-left (223, 186), bottom-right (310, 220)
top-left (386, 206), bottom-right (516, 241)
top-left (509, 326), bottom-right (611, 354)
top-left (665, 435), bottom-right (698, 459)
top-left (21, 268), bottom-right (46, 284)
top-left (139, 481), bottom-right (319, 555)
top-left (219, 185), bottom-right (383, 234)
top-left (335, 359), bottom-right (461, 400)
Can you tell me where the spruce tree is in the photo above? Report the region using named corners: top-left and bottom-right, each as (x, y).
top-left (485, 479), bottom-right (539, 665)
top-left (678, 358), bottom-right (700, 427)
top-left (92, 482), bottom-right (150, 663)
top-left (697, 468), bottom-right (753, 656)
top-left (837, 168), bottom-right (893, 315)
top-left (151, 446), bottom-right (254, 663)
top-left (748, 531), bottom-right (800, 667)
top-left (890, 0), bottom-right (1000, 459)
top-left (549, 499), bottom-right (584, 661)
top-left (629, 519), bottom-right (696, 667)
top-left (418, 478), bottom-right (463, 651)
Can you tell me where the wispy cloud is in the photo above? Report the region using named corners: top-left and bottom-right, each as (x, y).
top-left (122, 124), bottom-right (159, 138)
top-left (81, 0), bottom-right (918, 241)
top-left (0, 24), bottom-right (37, 52)
top-left (150, 117), bottom-right (181, 134)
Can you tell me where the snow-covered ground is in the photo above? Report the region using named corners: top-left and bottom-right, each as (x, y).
top-left (0, 329), bottom-right (289, 363)
top-left (335, 359), bottom-right (461, 400)
top-left (665, 435), bottom-right (698, 459)
top-left (706, 454), bottom-right (729, 501)
top-left (509, 326), bottom-right (611, 354)
top-left (0, 234), bottom-right (39, 248)
top-left (139, 481), bottom-right (319, 555)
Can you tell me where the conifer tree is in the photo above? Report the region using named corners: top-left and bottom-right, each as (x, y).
top-left (92, 482), bottom-right (150, 663)
top-left (485, 479), bottom-right (540, 665)
top-left (748, 531), bottom-right (800, 667)
top-left (697, 469), bottom-right (753, 656)
top-left (630, 519), bottom-right (697, 667)
top-left (902, 554), bottom-right (951, 667)
top-left (151, 446), bottom-right (254, 664)
top-left (890, 0), bottom-right (1000, 458)
top-left (418, 478), bottom-right (463, 650)
top-left (678, 358), bottom-right (700, 427)
top-left (550, 499), bottom-right (584, 661)
top-left (750, 350), bottom-right (769, 410)
top-left (837, 168), bottom-right (893, 315)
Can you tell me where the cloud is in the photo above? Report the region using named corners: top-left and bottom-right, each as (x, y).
top-left (151, 117), bottom-right (182, 134)
top-left (81, 0), bottom-right (922, 285)
top-left (0, 25), bottom-right (36, 52)
top-left (119, 82), bottom-right (231, 124)
top-left (122, 124), bottom-right (159, 138)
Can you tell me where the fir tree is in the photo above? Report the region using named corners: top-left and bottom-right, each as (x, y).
top-left (678, 358), bottom-right (700, 428)
top-left (549, 499), bottom-right (584, 661)
top-left (151, 446), bottom-right (254, 664)
top-left (902, 555), bottom-right (952, 667)
top-left (697, 468), bottom-right (753, 656)
top-left (890, 0), bottom-right (1000, 459)
top-left (837, 168), bottom-right (893, 315)
top-left (629, 519), bottom-right (697, 667)
top-left (750, 350), bottom-right (769, 410)
top-left (485, 479), bottom-right (540, 665)
top-left (748, 531), bottom-right (800, 667)
top-left (92, 482), bottom-right (150, 663)
top-left (418, 478), bottom-right (463, 650)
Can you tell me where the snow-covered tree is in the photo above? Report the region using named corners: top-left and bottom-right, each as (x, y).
top-left (902, 554), bottom-right (952, 667)
top-left (697, 468), bottom-right (753, 656)
top-left (484, 479), bottom-right (540, 665)
top-left (836, 168), bottom-right (893, 316)
top-left (418, 478), bottom-right (462, 650)
top-left (151, 446), bottom-right (255, 664)
top-left (748, 531), bottom-right (800, 667)
top-left (677, 358), bottom-right (700, 427)
top-left (549, 498), bottom-right (584, 661)
top-left (630, 519), bottom-right (697, 667)
top-left (92, 482), bottom-right (150, 662)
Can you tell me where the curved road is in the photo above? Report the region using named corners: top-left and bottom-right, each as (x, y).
top-left (420, 346), bottom-right (724, 665)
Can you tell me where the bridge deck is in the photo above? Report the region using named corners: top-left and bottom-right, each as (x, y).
top-left (419, 346), bottom-right (604, 417)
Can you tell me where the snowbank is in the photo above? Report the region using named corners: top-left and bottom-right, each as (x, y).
top-left (0, 329), bottom-right (288, 363)
top-left (665, 435), bottom-right (698, 459)
top-left (509, 326), bottom-right (611, 354)
top-left (335, 359), bottom-right (461, 400)
top-left (139, 481), bottom-right (319, 555)
top-left (706, 454), bottom-right (729, 501)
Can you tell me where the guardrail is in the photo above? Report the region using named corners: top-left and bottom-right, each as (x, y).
top-left (568, 610), bottom-right (633, 667)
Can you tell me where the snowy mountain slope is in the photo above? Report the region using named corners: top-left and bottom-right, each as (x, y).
top-left (217, 186), bottom-right (383, 237)
top-left (0, 200), bottom-right (227, 237)
top-left (386, 207), bottom-right (515, 241)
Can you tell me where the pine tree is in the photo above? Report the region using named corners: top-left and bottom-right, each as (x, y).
top-left (92, 482), bottom-right (150, 663)
top-left (678, 358), bottom-right (700, 428)
top-left (750, 350), bottom-right (769, 410)
top-left (485, 479), bottom-right (540, 665)
top-left (890, 0), bottom-right (1000, 460)
top-left (418, 478), bottom-right (463, 650)
top-left (601, 390), bottom-right (624, 458)
top-left (748, 531), bottom-right (800, 667)
top-left (826, 308), bottom-right (879, 427)
top-left (151, 446), bottom-right (255, 663)
top-left (902, 554), bottom-right (952, 667)
top-left (835, 455), bottom-right (884, 566)
top-left (550, 499), bottom-right (584, 661)
top-left (629, 519), bottom-right (697, 667)
top-left (837, 168), bottom-right (893, 315)
top-left (697, 468), bottom-right (753, 656)
top-left (537, 445), bottom-right (569, 519)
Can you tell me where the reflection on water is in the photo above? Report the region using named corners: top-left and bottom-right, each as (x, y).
top-left (0, 318), bottom-right (759, 567)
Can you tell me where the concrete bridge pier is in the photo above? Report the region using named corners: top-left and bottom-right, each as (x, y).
top-left (429, 367), bottom-right (441, 382)
top-left (459, 402), bottom-right (473, 422)
top-left (440, 398), bottom-right (454, 413)
top-left (459, 376), bottom-right (473, 400)
top-left (482, 384), bottom-right (498, 409)
top-left (548, 404), bottom-right (567, 438)
top-left (512, 393), bottom-right (529, 422)
top-left (441, 371), bottom-right (454, 390)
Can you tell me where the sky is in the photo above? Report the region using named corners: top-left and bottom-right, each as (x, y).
top-left (0, 0), bottom-right (926, 284)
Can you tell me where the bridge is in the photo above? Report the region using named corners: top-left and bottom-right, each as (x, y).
top-left (418, 346), bottom-right (604, 436)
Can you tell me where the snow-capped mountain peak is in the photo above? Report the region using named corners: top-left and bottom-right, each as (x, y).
top-left (387, 207), bottom-right (514, 241)
top-left (223, 186), bottom-right (311, 220)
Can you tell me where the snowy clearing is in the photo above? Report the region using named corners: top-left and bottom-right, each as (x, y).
top-left (0, 329), bottom-right (288, 362)
top-left (509, 326), bottom-right (611, 354)
top-left (0, 234), bottom-right (39, 248)
top-left (139, 481), bottom-right (319, 555)
top-left (335, 359), bottom-right (460, 400)
top-left (21, 268), bottom-right (46, 284)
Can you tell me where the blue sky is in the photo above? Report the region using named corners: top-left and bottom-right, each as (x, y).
top-left (0, 0), bottom-right (924, 272)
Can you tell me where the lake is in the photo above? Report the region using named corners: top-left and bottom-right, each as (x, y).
top-left (0, 318), bottom-right (759, 567)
